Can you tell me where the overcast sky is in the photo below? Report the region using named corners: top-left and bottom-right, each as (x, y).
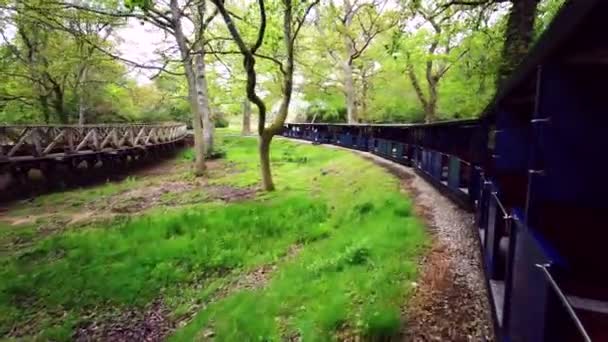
top-left (114, 19), bottom-right (171, 84)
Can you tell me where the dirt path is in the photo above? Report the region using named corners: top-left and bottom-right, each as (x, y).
top-left (0, 158), bottom-right (256, 230)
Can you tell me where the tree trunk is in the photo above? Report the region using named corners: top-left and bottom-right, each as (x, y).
top-left (52, 85), bottom-right (67, 124)
top-left (361, 75), bottom-right (369, 121)
top-left (77, 66), bottom-right (88, 125)
top-left (171, 0), bottom-right (205, 175)
top-left (194, 50), bottom-right (214, 156)
top-left (40, 95), bottom-right (50, 124)
top-left (78, 95), bottom-right (86, 125)
top-left (258, 0), bottom-right (295, 192)
top-left (342, 0), bottom-right (358, 124)
top-left (186, 66), bottom-right (206, 176)
top-left (425, 100), bottom-right (437, 123)
top-left (259, 133), bottom-right (274, 191)
top-left (406, 58), bottom-right (431, 122)
top-left (213, 0), bottom-right (302, 191)
top-left (343, 60), bottom-right (357, 123)
top-left (242, 99), bottom-right (251, 135)
top-left (498, 0), bottom-right (540, 85)
top-left (425, 79), bottom-right (438, 123)
top-left (40, 96), bottom-right (51, 124)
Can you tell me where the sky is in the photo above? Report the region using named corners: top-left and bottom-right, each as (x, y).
top-left (114, 18), bottom-right (171, 84)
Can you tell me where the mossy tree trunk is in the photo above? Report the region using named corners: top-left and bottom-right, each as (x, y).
top-left (170, 0), bottom-right (205, 175)
top-left (259, 132), bottom-right (274, 190)
top-left (242, 99), bottom-right (251, 136)
top-left (497, 0), bottom-right (541, 85)
top-left (194, 50), bottom-right (214, 156)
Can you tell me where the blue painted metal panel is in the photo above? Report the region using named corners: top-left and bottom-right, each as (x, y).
top-left (485, 191), bottom-right (503, 280)
top-left (505, 216), bottom-right (552, 342)
top-left (377, 139), bottom-right (384, 154)
top-left (431, 151), bottom-right (442, 180)
top-left (447, 156), bottom-right (461, 191)
top-left (378, 139), bottom-right (386, 155)
top-left (422, 149), bottom-right (429, 172)
top-left (494, 109), bottom-right (529, 173)
top-left (339, 134), bottom-right (351, 147)
top-left (394, 143), bottom-right (404, 160)
top-left (353, 136), bottom-right (366, 150)
top-left (532, 64), bottom-right (608, 204)
top-left (382, 139), bottom-right (390, 156)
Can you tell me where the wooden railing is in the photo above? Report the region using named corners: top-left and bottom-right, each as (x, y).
top-left (0, 123), bottom-right (188, 162)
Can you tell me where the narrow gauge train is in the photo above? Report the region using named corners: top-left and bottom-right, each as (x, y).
top-left (284, 1), bottom-right (608, 341)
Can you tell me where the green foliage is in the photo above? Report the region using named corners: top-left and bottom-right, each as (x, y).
top-left (0, 0), bottom-right (565, 126)
top-left (213, 112), bottom-right (230, 128)
top-left (124, 0), bottom-right (153, 10)
top-left (535, 0), bottom-right (567, 38)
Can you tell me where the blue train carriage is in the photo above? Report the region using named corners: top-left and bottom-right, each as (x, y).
top-left (480, 0), bottom-right (608, 340)
top-left (401, 119), bottom-right (487, 208)
top-left (283, 0), bottom-right (608, 339)
top-left (283, 119), bottom-right (486, 210)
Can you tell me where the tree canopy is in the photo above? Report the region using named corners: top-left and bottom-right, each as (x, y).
top-left (0, 0), bottom-right (565, 126)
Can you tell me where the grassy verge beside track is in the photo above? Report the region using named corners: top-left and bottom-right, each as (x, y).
top-left (0, 131), bottom-right (427, 341)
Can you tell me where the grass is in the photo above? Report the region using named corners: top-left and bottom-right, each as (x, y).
top-left (0, 131), bottom-right (428, 341)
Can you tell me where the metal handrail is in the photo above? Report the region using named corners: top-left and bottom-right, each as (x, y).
top-left (491, 191), bottom-right (511, 220)
top-left (536, 263), bottom-right (592, 342)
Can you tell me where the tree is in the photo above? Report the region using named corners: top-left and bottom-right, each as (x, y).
top-left (193, 0), bottom-right (217, 157)
top-left (0, 0), bottom-right (122, 124)
top-left (398, 1), bottom-right (473, 122)
top-left (441, 0), bottom-right (550, 85)
top-left (1, 2), bottom-right (69, 123)
top-left (497, 0), bottom-right (540, 84)
top-left (68, 16), bottom-right (113, 125)
top-left (317, 0), bottom-right (396, 123)
top-left (167, 0), bottom-right (208, 175)
top-left (211, 0), bottom-right (319, 191)
top-left (48, 0), bottom-right (220, 175)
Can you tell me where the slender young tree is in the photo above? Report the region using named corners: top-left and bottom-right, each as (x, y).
top-left (211, 0), bottom-right (319, 191)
